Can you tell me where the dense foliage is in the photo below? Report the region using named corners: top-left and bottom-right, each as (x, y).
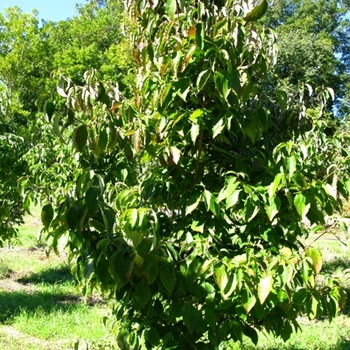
top-left (1, 0), bottom-right (350, 348)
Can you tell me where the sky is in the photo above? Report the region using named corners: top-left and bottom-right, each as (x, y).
top-left (1, 0), bottom-right (84, 22)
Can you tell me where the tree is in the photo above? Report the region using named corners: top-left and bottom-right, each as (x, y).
top-left (0, 1), bottom-right (132, 245)
top-left (29, 0), bottom-right (350, 349)
top-left (0, 83), bottom-right (27, 245)
top-left (263, 0), bottom-right (350, 117)
top-left (42, 0), bottom-right (133, 92)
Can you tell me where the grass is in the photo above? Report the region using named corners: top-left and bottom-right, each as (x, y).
top-left (0, 209), bottom-right (109, 349)
top-left (1, 210), bottom-right (350, 349)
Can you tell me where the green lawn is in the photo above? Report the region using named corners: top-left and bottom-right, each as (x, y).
top-left (0, 209), bottom-right (110, 350)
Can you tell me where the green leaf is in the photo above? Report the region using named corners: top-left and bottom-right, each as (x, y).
top-left (218, 176), bottom-right (239, 202)
top-left (128, 208), bottom-right (139, 230)
top-left (294, 192), bottom-right (310, 219)
top-left (305, 247), bottom-right (322, 274)
top-left (165, 0), bottom-right (176, 20)
top-left (214, 71), bottom-right (229, 99)
top-left (196, 22), bottom-right (204, 50)
top-left (159, 261), bottom-right (176, 295)
top-left (190, 123), bottom-right (200, 144)
top-left (73, 125), bottom-right (88, 152)
top-left (244, 326), bottom-right (258, 345)
top-left (230, 320), bottom-right (243, 342)
top-left (288, 154), bottom-right (297, 180)
top-left (190, 109), bottom-right (204, 121)
top-left (226, 189), bottom-right (241, 209)
top-left (280, 322), bottom-right (293, 342)
top-left (66, 205), bottom-right (80, 230)
top-left (276, 90), bottom-right (287, 113)
top-left (212, 118), bottom-right (225, 139)
top-left (265, 196), bottom-right (281, 222)
top-left (41, 203), bottom-right (54, 228)
top-left (183, 305), bottom-right (200, 334)
top-left (170, 146), bottom-right (181, 165)
top-left (85, 187), bottom-right (99, 214)
top-left (181, 45), bottom-right (196, 72)
top-left (258, 275), bottom-right (273, 305)
top-left (223, 273), bottom-right (238, 300)
top-left (146, 258), bottom-right (159, 284)
top-left (44, 101), bottom-right (55, 122)
top-left (214, 264), bottom-right (228, 292)
top-left (293, 287), bottom-right (307, 305)
top-left (205, 308), bottom-right (217, 331)
top-left (135, 279), bottom-right (151, 308)
top-left (203, 190), bottom-right (220, 216)
top-left (196, 69), bottom-right (210, 91)
top-left (53, 113), bottom-right (66, 144)
top-left (126, 231), bottom-right (144, 249)
top-left (306, 296), bottom-right (318, 320)
top-left (244, 0), bottom-right (268, 22)
top-left (292, 172), bottom-right (307, 188)
top-left (124, 142), bottom-right (134, 160)
top-left (242, 292), bottom-right (257, 313)
top-left (269, 173), bottom-right (285, 199)
top-left (185, 192), bottom-right (202, 216)
top-left (131, 129), bottom-right (141, 152)
top-left (217, 320), bottom-right (229, 343)
top-left (146, 328), bottom-right (160, 347)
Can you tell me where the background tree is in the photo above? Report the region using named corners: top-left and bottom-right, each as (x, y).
top-left (0, 83), bottom-right (27, 245)
top-left (263, 0), bottom-right (350, 118)
top-left (0, 0), bottom-right (133, 242)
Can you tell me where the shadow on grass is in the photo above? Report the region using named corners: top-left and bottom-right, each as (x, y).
top-left (335, 337), bottom-right (350, 350)
top-left (322, 258), bottom-right (350, 275)
top-left (253, 341), bottom-right (350, 350)
top-left (17, 264), bottom-right (75, 285)
top-left (0, 288), bottom-right (85, 324)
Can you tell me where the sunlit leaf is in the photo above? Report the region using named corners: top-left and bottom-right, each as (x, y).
top-left (269, 173), bottom-right (285, 198)
top-left (170, 146), bottom-right (181, 164)
top-left (212, 118), bottom-right (225, 139)
top-left (165, 0), bottom-right (176, 20)
top-left (214, 264), bottom-right (228, 292)
top-left (288, 154), bottom-right (297, 180)
top-left (218, 176), bottom-right (239, 202)
top-left (214, 71), bottom-right (229, 99)
top-left (258, 275), bottom-right (273, 304)
top-left (203, 190), bottom-right (220, 216)
top-left (191, 123), bottom-right (200, 144)
top-left (305, 247), bottom-right (322, 274)
top-left (243, 0), bottom-right (268, 22)
top-left (185, 192), bottom-right (202, 216)
top-left (265, 195), bottom-right (281, 222)
top-left (197, 69), bottom-right (210, 91)
top-left (294, 192), bottom-right (310, 219)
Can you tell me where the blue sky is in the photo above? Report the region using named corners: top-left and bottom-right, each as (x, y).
top-left (1, 0), bottom-right (84, 22)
